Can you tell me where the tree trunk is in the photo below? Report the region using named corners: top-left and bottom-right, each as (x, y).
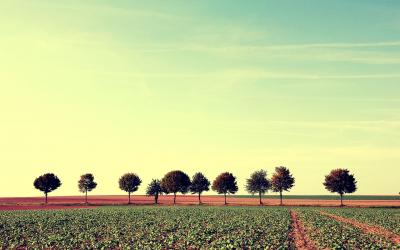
top-left (85, 190), bottom-right (88, 204)
top-left (259, 191), bottom-right (262, 205)
top-left (174, 192), bottom-right (176, 204)
top-left (128, 192), bottom-right (131, 204)
top-left (340, 193), bottom-right (343, 206)
top-left (279, 191), bottom-right (283, 205)
top-left (224, 193), bottom-right (227, 205)
top-left (198, 192), bottom-right (201, 205)
top-left (155, 193), bottom-right (158, 204)
top-left (45, 192), bottom-right (48, 204)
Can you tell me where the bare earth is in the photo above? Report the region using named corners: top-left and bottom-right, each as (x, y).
top-left (0, 195), bottom-right (399, 210)
top-left (290, 210), bottom-right (317, 250)
top-left (319, 211), bottom-right (400, 245)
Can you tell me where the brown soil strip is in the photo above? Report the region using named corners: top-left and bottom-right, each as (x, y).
top-left (319, 211), bottom-right (400, 245)
top-left (290, 210), bottom-right (318, 250)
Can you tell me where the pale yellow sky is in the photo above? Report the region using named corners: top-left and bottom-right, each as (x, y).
top-left (0, 1), bottom-right (399, 197)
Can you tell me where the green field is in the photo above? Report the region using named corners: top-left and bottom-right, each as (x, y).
top-left (0, 206), bottom-right (399, 249)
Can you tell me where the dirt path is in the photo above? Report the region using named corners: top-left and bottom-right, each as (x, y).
top-left (290, 210), bottom-right (318, 250)
top-left (319, 211), bottom-right (400, 245)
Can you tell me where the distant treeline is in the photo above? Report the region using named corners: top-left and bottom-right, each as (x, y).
top-left (34, 167), bottom-right (357, 206)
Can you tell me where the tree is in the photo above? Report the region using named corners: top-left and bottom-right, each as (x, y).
top-left (323, 169), bottom-right (357, 206)
top-left (161, 170), bottom-right (191, 204)
top-left (190, 172), bottom-right (210, 204)
top-left (246, 170), bottom-right (270, 205)
top-left (271, 166), bottom-right (295, 205)
top-left (119, 173), bottom-right (142, 204)
top-left (33, 173), bottom-right (61, 204)
top-left (212, 172), bottom-right (238, 205)
top-left (78, 173), bottom-right (97, 204)
top-left (146, 179), bottom-right (163, 204)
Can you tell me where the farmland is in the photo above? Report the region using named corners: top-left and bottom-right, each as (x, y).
top-left (0, 206), bottom-right (399, 249)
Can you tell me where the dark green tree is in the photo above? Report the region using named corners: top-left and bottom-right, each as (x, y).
top-left (119, 173), bottom-right (142, 204)
top-left (212, 172), bottom-right (238, 205)
top-left (146, 179), bottom-right (163, 204)
top-left (78, 173), bottom-right (97, 204)
top-left (190, 172), bottom-right (210, 204)
top-left (323, 169), bottom-right (357, 206)
top-left (33, 173), bottom-right (61, 204)
top-left (161, 170), bottom-right (191, 204)
top-left (271, 166), bottom-right (295, 205)
top-left (246, 170), bottom-right (270, 205)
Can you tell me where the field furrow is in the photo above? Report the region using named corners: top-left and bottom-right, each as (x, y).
top-left (319, 210), bottom-right (400, 245)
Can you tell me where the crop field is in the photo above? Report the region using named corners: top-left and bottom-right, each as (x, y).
top-left (0, 206), bottom-right (399, 249)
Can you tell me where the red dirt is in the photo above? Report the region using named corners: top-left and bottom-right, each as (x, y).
top-left (0, 205), bottom-right (94, 211)
top-left (320, 211), bottom-right (400, 245)
top-left (290, 210), bottom-right (317, 250)
top-left (0, 195), bottom-right (398, 210)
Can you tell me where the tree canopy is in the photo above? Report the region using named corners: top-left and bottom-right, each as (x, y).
top-left (271, 166), bottom-right (295, 205)
top-left (323, 168), bottom-right (357, 206)
top-left (190, 172), bottom-right (210, 204)
top-left (212, 172), bottom-right (238, 204)
top-left (119, 173), bottom-right (142, 204)
top-left (246, 170), bottom-right (270, 204)
top-left (33, 173), bottom-right (61, 203)
top-left (146, 179), bottom-right (163, 204)
top-left (161, 170), bottom-right (191, 204)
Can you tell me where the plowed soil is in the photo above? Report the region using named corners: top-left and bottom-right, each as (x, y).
top-left (290, 210), bottom-right (317, 250)
top-left (320, 211), bottom-right (400, 245)
top-left (0, 195), bottom-right (398, 210)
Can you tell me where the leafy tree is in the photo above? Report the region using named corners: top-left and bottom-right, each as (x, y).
top-left (212, 172), bottom-right (238, 205)
top-left (323, 168), bottom-right (357, 206)
top-left (33, 173), bottom-right (61, 204)
top-left (161, 170), bottom-right (191, 204)
top-left (246, 170), bottom-right (270, 205)
top-left (271, 166), bottom-right (295, 205)
top-left (78, 173), bottom-right (97, 204)
top-left (119, 173), bottom-right (142, 204)
top-left (146, 179), bottom-right (163, 204)
top-left (190, 172), bottom-right (210, 204)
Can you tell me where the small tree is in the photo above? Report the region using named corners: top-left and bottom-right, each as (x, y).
top-left (323, 168), bottom-right (357, 206)
top-left (161, 170), bottom-right (191, 204)
top-left (212, 172), bottom-right (238, 205)
top-left (119, 173), bottom-right (142, 204)
top-left (78, 173), bottom-right (97, 204)
top-left (33, 173), bottom-right (61, 204)
top-left (271, 166), bottom-right (295, 205)
top-left (146, 179), bottom-right (163, 204)
top-left (246, 170), bottom-right (270, 205)
top-left (190, 172), bottom-right (210, 204)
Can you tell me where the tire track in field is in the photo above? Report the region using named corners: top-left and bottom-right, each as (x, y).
top-left (319, 211), bottom-right (400, 245)
top-left (290, 210), bottom-right (317, 250)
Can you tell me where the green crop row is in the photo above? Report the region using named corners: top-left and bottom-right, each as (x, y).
top-left (294, 208), bottom-right (398, 249)
top-left (319, 207), bottom-right (400, 235)
top-left (0, 206), bottom-right (292, 249)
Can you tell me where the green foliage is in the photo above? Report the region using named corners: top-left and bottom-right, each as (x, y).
top-left (294, 208), bottom-right (397, 249)
top-left (78, 173), bottom-right (97, 193)
top-left (190, 172), bottom-right (210, 195)
top-left (161, 170), bottom-right (191, 195)
top-left (211, 172), bottom-right (238, 195)
top-left (118, 173), bottom-right (141, 193)
top-left (320, 207), bottom-right (400, 234)
top-left (146, 179), bottom-right (163, 204)
top-left (323, 169), bottom-right (357, 196)
top-left (271, 166), bottom-right (295, 193)
top-left (246, 169), bottom-right (270, 195)
top-left (0, 206), bottom-right (292, 249)
top-left (33, 173), bottom-right (61, 194)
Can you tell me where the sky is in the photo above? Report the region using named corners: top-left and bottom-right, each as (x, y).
top-left (0, 0), bottom-right (399, 197)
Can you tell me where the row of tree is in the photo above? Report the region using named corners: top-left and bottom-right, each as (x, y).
top-left (34, 167), bottom-right (357, 206)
